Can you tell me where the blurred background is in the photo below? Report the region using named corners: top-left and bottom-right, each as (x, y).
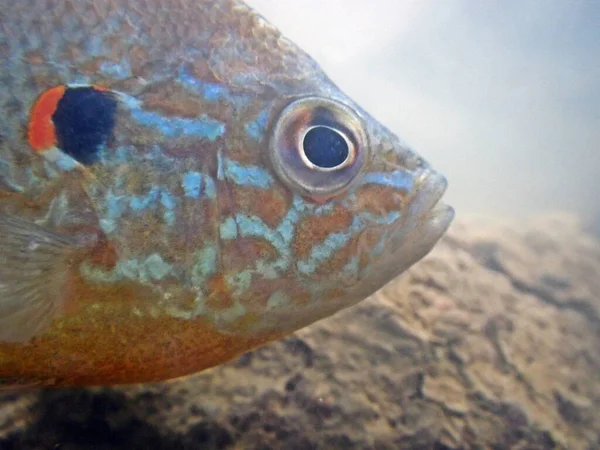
top-left (247, 0), bottom-right (600, 231)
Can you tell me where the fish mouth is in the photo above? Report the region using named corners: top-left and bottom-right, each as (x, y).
top-left (411, 169), bottom-right (454, 232)
top-left (382, 168), bottom-right (454, 269)
top-left (340, 168), bottom-right (454, 309)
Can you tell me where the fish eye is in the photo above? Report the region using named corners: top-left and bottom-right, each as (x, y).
top-left (269, 96), bottom-right (368, 200)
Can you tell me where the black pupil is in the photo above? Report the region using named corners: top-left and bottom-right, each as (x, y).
top-left (302, 126), bottom-right (349, 169)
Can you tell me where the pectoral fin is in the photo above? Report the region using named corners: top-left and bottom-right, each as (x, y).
top-left (0, 214), bottom-right (77, 343)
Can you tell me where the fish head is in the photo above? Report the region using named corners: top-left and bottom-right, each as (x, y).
top-left (166, 11), bottom-right (455, 335)
top-left (43, 8), bottom-right (454, 338)
top-left (225, 91), bottom-right (455, 335)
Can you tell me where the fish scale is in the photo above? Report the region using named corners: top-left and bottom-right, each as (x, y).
top-left (0, 0), bottom-right (453, 387)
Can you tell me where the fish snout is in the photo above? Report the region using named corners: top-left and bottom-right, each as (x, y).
top-left (410, 169), bottom-right (455, 236)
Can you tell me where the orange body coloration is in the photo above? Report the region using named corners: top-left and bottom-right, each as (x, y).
top-left (27, 85), bottom-right (66, 152)
top-left (0, 292), bottom-right (281, 387)
top-left (0, 0), bottom-right (452, 389)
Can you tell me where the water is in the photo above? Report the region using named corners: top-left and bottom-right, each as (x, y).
top-left (248, 0), bottom-right (600, 225)
top-left (1, 1), bottom-right (599, 449)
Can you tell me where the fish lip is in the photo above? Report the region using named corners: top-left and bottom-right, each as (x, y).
top-left (413, 169), bottom-right (449, 212)
top-left (428, 200), bottom-right (455, 232)
top-left (346, 168), bottom-right (453, 300)
top-left (409, 169), bottom-right (455, 232)
top-left (382, 168), bottom-right (454, 251)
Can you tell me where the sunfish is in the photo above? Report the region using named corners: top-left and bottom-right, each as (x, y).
top-left (0, 0), bottom-right (453, 387)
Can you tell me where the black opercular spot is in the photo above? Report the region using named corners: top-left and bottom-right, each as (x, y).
top-left (52, 87), bottom-right (117, 165)
top-left (302, 126), bottom-right (349, 169)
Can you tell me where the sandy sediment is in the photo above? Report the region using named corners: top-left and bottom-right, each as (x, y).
top-left (1, 212), bottom-right (599, 449)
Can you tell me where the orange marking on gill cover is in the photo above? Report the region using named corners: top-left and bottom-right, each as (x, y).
top-left (293, 204), bottom-right (353, 259)
top-left (230, 184), bottom-right (289, 228)
top-left (27, 85), bottom-right (66, 152)
top-left (354, 183), bottom-right (407, 214)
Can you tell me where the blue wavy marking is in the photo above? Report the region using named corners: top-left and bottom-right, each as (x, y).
top-left (277, 206), bottom-right (299, 244)
top-left (220, 214), bottom-right (287, 256)
top-left (129, 186), bottom-right (160, 211)
top-left (100, 185), bottom-right (178, 233)
top-left (54, 153), bottom-right (80, 171)
top-left (99, 144), bottom-right (179, 171)
top-left (181, 171), bottom-right (217, 199)
top-left (110, 146), bottom-right (133, 165)
top-left (237, 215), bottom-right (287, 255)
top-left (339, 254), bottom-right (360, 280)
top-left (203, 187), bottom-right (404, 288)
top-left (214, 194), bottom-right (364, 280)
top-left (224, 159), bottom-right (273, 189)
top-left (142, 254), bottom-right (173, 280)
top-left (118, 92), bottom-right (225, 140)
top-left (82, 34), bottom-right (105, 59)
top-left (89, 253), bottom-right (174, 284)
top-left (216, 151), bottom-right (225, 180)
top-left (191, 245), bottom-right (217, 288)
top-left (204, 176), bottom-right (217, 199)
top-left (160, 191), bottom-right (177, 225)
top-left (130, 108), bottom-right (225, 140)
top-left (215, 152), bottom-right (273, 189)
top-left (104, 191), bottom-right (127, 227)
top-left (245, 108), bottom-right (269, 141)
top-left (176, 66), bottom-right (231, 102)
top-left (361, 170), bottom-right (414, 190)
top-left (220, 216), bottom-right (238, 239)
top-left (216, 213), bottom-right (291, 279)
top-left (297, 230), bottom-right (351, 275)
top-left (267, 291), bottom-right (291, 309)
top-left (143, 144), bottom-right (176, 167)
top-left (182, 171), bottom-right (203, 198)
top-left (297, 210), bottom-right (402, 275)
top-left (275, 195), bottom-right (337, 247)
top-left (99, 60), bottom-right (132, 80)
top-left (226, 271), bottom-right (252, 296)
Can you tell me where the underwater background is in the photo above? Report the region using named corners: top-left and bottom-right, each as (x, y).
top-left (1, 0), bottom-right (599, 448)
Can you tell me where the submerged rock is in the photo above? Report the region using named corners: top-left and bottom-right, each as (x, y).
top-left (1, 212), bottom-right (599, 449)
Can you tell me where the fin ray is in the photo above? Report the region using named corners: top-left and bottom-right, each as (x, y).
top-left (0, 214), bottom-right (77, 343)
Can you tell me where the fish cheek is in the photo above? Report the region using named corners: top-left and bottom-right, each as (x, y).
top-left (292, 204), bottom-right (353, 261)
